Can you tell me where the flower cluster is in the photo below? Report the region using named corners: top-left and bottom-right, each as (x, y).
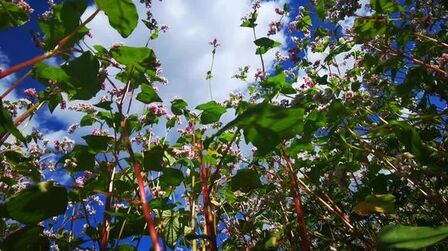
top-left (54, 137), bottom-right (75, 153)
top-left (233, 65), bottom-right (250, 81)
top-left (209, 38), bottom-right (221, 48)
top-left (14, 0), bottom-right (34, 14)
top-left (69, 103), bottom-right (95, 113)
top-left (172, 145), bottom-right (195, 160)
top-left (23, 88), bottom-right (38, 99)
top-left (147, 102), bottom-right (167, 116)
top-left (255, 68), bottom-right (267, 81)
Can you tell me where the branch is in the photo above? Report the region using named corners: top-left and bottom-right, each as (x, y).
top-left (0, 9), bottom-right (100, 79)
top-left (282, 154), bottom-right (311, 251)
top-left (198, 140), bottom-right (217, 250)
top-left (121, 118), bottom-right (161, 251)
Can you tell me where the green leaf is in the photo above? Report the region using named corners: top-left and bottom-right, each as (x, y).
top-left (253, 231), bottom-right (282, 250)
top-left (38, 0), bottom-right (88, 49)
top-left (110, 46), bottom-right (154, 66)
top-left (166, 118), bottom-right (176, 129)
top-left (3, 151), bottom-right (40, 182)
top-left (370, 0), bottom-right (402, 13)
top-left (80, 114), bottom-right (96, 126)
top-left (353, 18), bottom-right (389, 43)
top-left (262, 71), bottom-right (296, 94)
top-left (300, 15), bottom-right (312, 29)
top-left (143, 146), bottom-right (164, 171)
top-left (254, 37), bottom-right (281, 55)
top-left (142, 21), bottom-right (159, 40)
top-left (136, 83), bottom-right (162, 104)
top-left (59, 145), bottom-right (96, 172)
top-left (206, 70), bottom-right (213, 80)
top-left (3, 226), bottom-right (50, 251)
top-left (211, 103), bottom-right (305, 155)
top-left (82, 135), bottom-right (113, 153)
top-left (161, 210), bottom-right (182, 248)
top-left (316, 0), bottom-right (326, 21)
top-left (2, 182), bottom-right (68, 224)
top-left (0, 100), bottom-right (26, 144)
top-left (115, 244), bottom-right (137, 251)
top-left (160, 168), bottom-right (184, 187)
top-left (171, 99), bottom-right (188, 115)
top-left (94, 44), bottom-right (108, 54)
top-left (230, 169), bottom-right (262, 193)
top-left (94, 101), bottom-right (113, 110)
top-left (61, 52), bottom-right (101, 100)
top-left (94, 0), bottom-right (138, 38)
top-left (352, 194), bottom-right (395, 216)
top-left (240, 13), bottom-right (257, 28)
top-left (110, 46), bottom-right (157, 74)
top-left (10, 163), bottom-right (41, 183)
top-left (389, 121), bottom-right (427, 163)
top-left (60, 0), bottom-right (88, 32)
top-left (47, 93), bottom-right (63, 113)
top-left (149, 198), bottom-right (175, 210)
top-left (0, 1), bottom-right (29, 30)
top-left (195, 101), bottom-right (227, 124)
top-left (109, 215), bottom-right (146, 239)
top-left (289, 138), bottom-right (314, 155)
top-left (377, 225), bottom-right (448, 250)
top-left (33, 62), bottom-right (70, 83)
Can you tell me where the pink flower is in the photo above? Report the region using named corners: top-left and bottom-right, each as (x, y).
top-left (165, 113), bottom-right (175, 120)
top-left (60, 100), bottom-right (66, 109)
top-left (75, 176), bottom-right (85, 187)
top-left (147, 102), bottom-right (167, 116)
top-left (275, 51), bottom-right (288, 62)
top-left (209, 38), bottom-right (221, 48)
top-left (160, 25), bottom-right (169, 32)
top-left (303, 77), bottom-right (315, 88)
top-left (138, 115), bottom-right (147, 124)
top-left (91, 128), bottom-right (101, 136)
top-left (16, 0), bottom-right (34, 14)
top-left (252, 0), bottom-right (261, 10)
top-left (24, 88), bottom-right (37, 99)
top-left (62, 137), bottom-right (75, 152)
top-left (177, 121), bottom-right (194, 135)
top-left (255, 68), bottom-right (267, 81)
top-left (69, 103), bottom-right (95, 113)
top-left (67, 123), bottom-right (79, 134)
top-left (172, 145), bottom-right (196, 159)
top-left (28, 144), bottom-right (44, 156)
top-left (267, 20), bottom-right (281, 36)
top-left (275, 8), bottom-right (285, 15)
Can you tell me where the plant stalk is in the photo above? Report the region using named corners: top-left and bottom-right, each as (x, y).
top-left (121, 119), bottom-right (161, 251)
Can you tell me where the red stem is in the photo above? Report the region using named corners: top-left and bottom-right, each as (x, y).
top-left (100, 166), bottom-right (112, 251)
top-left (0, 53), bottom-right (50, 79)
top-left (100, 197), bottom-right (111, 251)
top-left (0, 9), bottom-right (100, 80)
top-left (198, 143), bottom-right (217, 250)
top-left (1, 70), bottom-right (31, 99)
top-left (121, 119), bottom-right (161, 251)
top-left (284, 155), bottom-right (311, 251)
top-left (0, 102), bottom-right (41, 145)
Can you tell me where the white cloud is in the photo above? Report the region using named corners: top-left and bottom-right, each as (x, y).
top-left (40, 0), bottom-right (290, 141)
top-left (0, 48), bottom-right (18, 100)
top-left (81, 0), bottom-right (288, 105)
top-left (2, 1), bottom-right (291, 146)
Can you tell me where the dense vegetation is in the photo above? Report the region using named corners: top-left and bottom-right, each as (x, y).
top-left (0, 0), bottom-right (447, 250)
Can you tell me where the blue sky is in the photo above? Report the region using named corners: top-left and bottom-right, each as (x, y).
top-left (0, 0), bottom-right (297, 146)
top-left (0, 0), bottom-right (374, 249)
top-left (0, 1), bottom-right (297, 249)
